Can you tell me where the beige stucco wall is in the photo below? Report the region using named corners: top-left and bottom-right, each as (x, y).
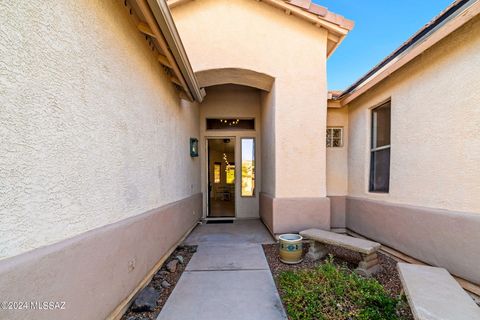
top-left (260, 88), bottom-right (276, 196)
top-left (172, 0), bottom-right (329, 198)
top-left (326, 107), bottom-right (348, 196)
top-left (0, 0), bottom-right (200, 260)
top-left (346, 15), bottom-right (480, 213)
top-left (0, 194), bottom-right (202, 320)
top-left (199, 84), bottom-right (261, 218)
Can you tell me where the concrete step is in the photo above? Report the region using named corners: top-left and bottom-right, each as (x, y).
top-left (186, 244), bottom-right (269, 271)
top-left (397, 263), bottom-right (480, 320)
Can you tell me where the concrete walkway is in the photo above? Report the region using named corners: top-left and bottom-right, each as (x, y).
top-left (157, 220), bottom-right (287, 320)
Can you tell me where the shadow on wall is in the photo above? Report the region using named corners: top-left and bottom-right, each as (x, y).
top-left (195, 68), bottom-right (275, 92)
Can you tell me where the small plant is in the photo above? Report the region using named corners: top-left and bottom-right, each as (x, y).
top-left (278, 256), bottom-right (408, 320)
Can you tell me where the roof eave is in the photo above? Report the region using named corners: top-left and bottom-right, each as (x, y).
top-left (148, 0), bottom-right (205, 102)
top-left (338, 0), bottom-right (480, 106)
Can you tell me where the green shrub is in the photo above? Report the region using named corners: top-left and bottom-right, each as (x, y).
top-left (278, 256), bottom-right (407, 320)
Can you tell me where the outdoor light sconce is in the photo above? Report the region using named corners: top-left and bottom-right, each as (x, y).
top-left (190, 138), bottom-right (199, 157)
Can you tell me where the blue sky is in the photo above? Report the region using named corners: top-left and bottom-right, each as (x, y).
top-left (316, 0), bottom-right (453, 90)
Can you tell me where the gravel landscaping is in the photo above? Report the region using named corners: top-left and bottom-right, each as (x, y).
top-left (263, 243), bottom-right (414, 320)
top-left (121, 245), bottom-right (197, 320)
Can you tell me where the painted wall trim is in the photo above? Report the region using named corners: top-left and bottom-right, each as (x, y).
top-left (260, 192), bottom-right (331, 235)
top-left (0, 193), bottom-right (202, 320)
top-left (329, 195), bottom-right (346, 229)
top-left (107, 220), bottom-right (197, 320)
top-left (346, 229), bottom-right (480, 297)
top-left (346, 196), bottom-right (480, 285)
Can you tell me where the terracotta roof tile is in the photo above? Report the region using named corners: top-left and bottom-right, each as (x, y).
top-left (308, 3), bottom-right (328, 17)
top-left (285, 0), bottom-right (354, 30)
top-left (287, 0), bottom-right (311, 10)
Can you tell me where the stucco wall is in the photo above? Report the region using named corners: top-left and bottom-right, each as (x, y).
top-left (347, 196), bottom-right (480, 285)
top-left (326, 107), bottom-right (348, 196)
top-left (346, 15), bottom-right (480, 214)
top-left (260, 88), bottom-right (276, 196)
top-left (0, 194), bottom-right (202, 320)
top-left (199, 84), bottom-right (261, 218)
top-left (0, 0), bottom-right (200, 260)
top-left (172, 0), bottom-right (329, 198)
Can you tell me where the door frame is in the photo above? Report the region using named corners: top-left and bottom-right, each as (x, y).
top-left (205, 136), bottom-right (237, 219)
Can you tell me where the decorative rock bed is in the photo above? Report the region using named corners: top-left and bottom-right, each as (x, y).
top-left (121, 245), bottom-right (197, 320)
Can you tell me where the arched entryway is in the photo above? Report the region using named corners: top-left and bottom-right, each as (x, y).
top-left (195, 68), bottom-right (275, 92)
top-left (198, 68), bottom-right (275, 221)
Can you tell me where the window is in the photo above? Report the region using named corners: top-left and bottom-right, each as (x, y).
top-left (226, 164), bottom-right (235, 184)
top-left (369, 101), bottom-right (391, 193)
top-left (206, 118), bottom-right (255, 130)
top-left (326, 127), bottom-right (343, 148)
top-left (214, 162), bottom-right (221, 184)
top-left (241, 138), bottom-right (255, 197)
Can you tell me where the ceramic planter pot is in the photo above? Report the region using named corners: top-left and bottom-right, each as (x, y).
top-left (279, 234), bottom-right (303, 264)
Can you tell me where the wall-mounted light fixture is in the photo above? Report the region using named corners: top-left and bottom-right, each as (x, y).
top-left (190, 138), bottom-right (199, 157)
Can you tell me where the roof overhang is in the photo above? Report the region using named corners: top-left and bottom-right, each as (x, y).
top-left (124, 0), bottom-right (205, 102)
top-left (335, 0), bottom-right (480, 106)
top-left (327, 91), bottom-right (342, 108)
top-left (167, 0), bottom-right (354, 57)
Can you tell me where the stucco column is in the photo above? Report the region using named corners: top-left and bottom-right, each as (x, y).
top-left (262, 76), bottom-right (330, 234)
top-left (275, 79), bottom-right (327, 198)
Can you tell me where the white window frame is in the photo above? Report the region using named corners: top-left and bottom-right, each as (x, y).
top-left (240, 137), bottom-right (256, 197)
top-left (369, 101), bottom-right (391, 193)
